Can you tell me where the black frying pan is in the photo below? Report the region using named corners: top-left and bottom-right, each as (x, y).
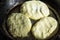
top-left (0, 0), bottom-right (60, 40)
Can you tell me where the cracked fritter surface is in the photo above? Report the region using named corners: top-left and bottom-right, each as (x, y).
top-left (7, 13), bottom-right (32, 37)
top-left (20, 1), bottom-right (50, 20)
top-left (32, 17), bottom-right (58, 39)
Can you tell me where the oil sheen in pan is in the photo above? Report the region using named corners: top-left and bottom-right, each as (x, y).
top-left (3, 4), bottom-right (60, 40)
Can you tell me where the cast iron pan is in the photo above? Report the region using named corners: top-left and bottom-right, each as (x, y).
top-left (0, 0), bottom-right (60, 40)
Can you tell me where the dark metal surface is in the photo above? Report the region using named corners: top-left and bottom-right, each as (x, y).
top-left (0, 0), bottom-right (60, 40)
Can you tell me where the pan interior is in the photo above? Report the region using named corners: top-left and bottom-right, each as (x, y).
top-left (4, 3), bottom-right (60, 40)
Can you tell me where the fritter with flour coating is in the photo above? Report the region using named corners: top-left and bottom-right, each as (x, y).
top-left (32, 17), bottom-right (58, 39)
top-left (7, 13), bottom-right (32, 37)
top-left (20, 1), bottom-right (50, 20)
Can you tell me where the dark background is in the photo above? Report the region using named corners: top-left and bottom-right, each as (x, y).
top-left (0, 0), bottom-right (60, 40)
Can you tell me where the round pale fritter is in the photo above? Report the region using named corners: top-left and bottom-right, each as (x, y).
top-left (7, 13), bottom-right (32, 37)
top-left (32, 17), bottom-right (58, 39)
top-left (20, 1), bottom-right (50, 20)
